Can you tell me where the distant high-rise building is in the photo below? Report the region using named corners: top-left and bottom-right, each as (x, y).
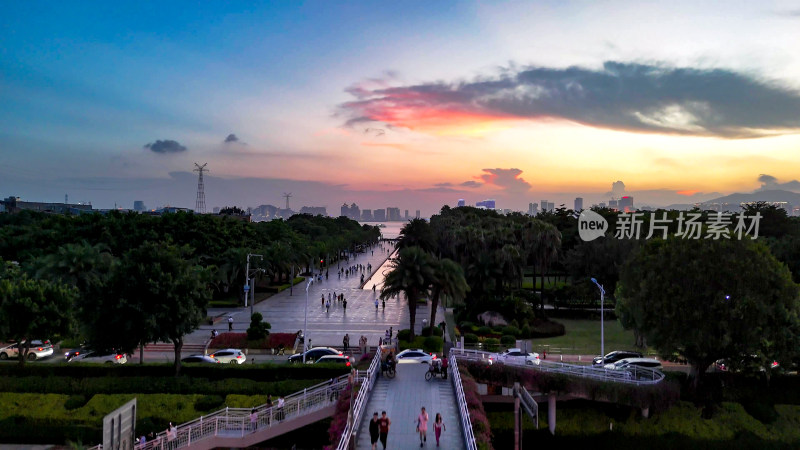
top-left (133, 200), bottom-right (145, 212)
top-left (457, 199), bottom-right (466, 207)
top-left (528, 203), bottom-right (539, 215)
top-left (574, 197), bottom-right (583, 211)
top-left (299, 206), bottom-right (327, 216)
top-left (349, 203), bottom-right (360, 221)
top-left (387, 207), bottom-right (401, 221)
top-left (415, 210), bottom-right (420, 219)
top-left (404, 209), bottom-right (409, 220)
top-left (361, 209), bottom-right (373, 221)
top-left (618, 196), bottom-right (633, 212)
top-left (476, 199), bottom-right (496, 209)
top-left (213, 206), bottom-right (220, 214)
top-left (374, 208), bottom-right (386, 222)
top-left (540, 200), bottom-right (549, 212)
top-left (609, 199), bottom-right (619, 210)
top-left (340, 203), bottom-right (349, 218)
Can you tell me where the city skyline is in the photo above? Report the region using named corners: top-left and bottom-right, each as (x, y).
top-left (3, 2), bottom-right (800, 215)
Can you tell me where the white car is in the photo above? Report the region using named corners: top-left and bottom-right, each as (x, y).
top-left (69, 350), bottom-right (127, 364)
top-left (0, 340), bottom-right (54, 361)
top-left (395, 349), bottom-right (435, 365)
top-left (493, 348), bottom-right (540, 366)
top-left (208, 348), bottom-right (246, 364)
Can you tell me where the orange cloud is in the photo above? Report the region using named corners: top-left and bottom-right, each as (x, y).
top-left (676, 190), bottom-right (699, 196)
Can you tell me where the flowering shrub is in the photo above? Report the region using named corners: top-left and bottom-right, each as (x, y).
top-left (324, 383), bottom-right (357, 449)
top-left (209, 332), bottom-right (247, 349)
top-left (459, 366), bottom-right (493, 449)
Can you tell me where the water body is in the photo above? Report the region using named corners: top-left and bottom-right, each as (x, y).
top-left (360, 221), bottom-right (403, 239)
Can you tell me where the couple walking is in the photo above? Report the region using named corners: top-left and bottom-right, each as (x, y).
top-left (368, 407), bottom-right (446, 449)
top-left (414, 407), bottom-right (446, 447)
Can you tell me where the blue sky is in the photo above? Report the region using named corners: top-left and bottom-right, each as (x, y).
top-left (2, 2), bottom-right (800, 213)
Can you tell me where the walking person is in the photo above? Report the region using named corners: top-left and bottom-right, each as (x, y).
top-left (375, 298), bottom-right (379, 310)
top-left (326, 299), bottom-right (330, 312)
top-left (250, 408), bottom-right (258, 432)
top-left (433, 413), bottom-right (446, 447)
top-left (343, 298), bottom-right (347, 310)
top-left (343, 334), bottom-right (350, 352)
top-left (417, 406), bottom-right (429, 447)
top-left (277, 396), bottom-right (285, 421)
top-left (378, 411), bottom-right (391, 450)
top-left (369, 412), bottom-right (380, 450)
top-left (227, 316), bottom-right (233, 332)
top-left (382, 298), bottom-right (386, 310)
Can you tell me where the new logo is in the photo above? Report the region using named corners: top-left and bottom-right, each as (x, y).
top-left (579, 210), bottom-right (608, 241)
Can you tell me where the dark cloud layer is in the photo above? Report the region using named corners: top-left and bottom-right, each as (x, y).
top-left (144, 139), bottom-right (187, 154)
top-left (224, 134), bottom-right (239, 143)
top-left (757, 174), bottom-right (800, 191)
top-left (341, 61), bottom-right (800, 138)
top-left (460, 180), bottom-right (482, 188)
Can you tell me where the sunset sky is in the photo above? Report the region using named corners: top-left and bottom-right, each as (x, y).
top-left (2, 1), bottom-right (800, 215)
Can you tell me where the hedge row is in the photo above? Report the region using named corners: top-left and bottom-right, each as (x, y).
top-left (0, 390), bottom-right (332, 444)
top-left (0, 362), bottom-right (347, 381)
top-left (0, 375), bottom-right (326, 397)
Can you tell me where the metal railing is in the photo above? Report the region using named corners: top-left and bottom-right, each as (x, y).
top-left (335, 351), bottom-right (382, 450)
top-left (449, 349), bottom-right (478, 450)
top-left (89, 371), bottom-right (364, 450)
top-left (518, 386), bottom-right (538, 429)
top-left (452, 348), bottom-right (665, 385)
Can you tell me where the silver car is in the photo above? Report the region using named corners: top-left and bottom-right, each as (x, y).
top-left (68, 350), bottom-right (127, 364)
top-left (0, 340), bottom-right (54, 361)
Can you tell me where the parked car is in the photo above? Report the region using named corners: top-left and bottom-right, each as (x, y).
top-left (69, 350), bottom-right (127, 364)
top-left (593, 350), bottom-right (643, 366)
top-left (604, 357), bottom-right (662, 371)
top-left (0, 340), bottom-right (54, 361)
top-left (493, 348), bottom-right (540, 366)
top-left (315, 355), bottom-right (353, 367)
top-left (288, 347), bottom-right (342, 363)
top-left (64, 346), bottom-right (91, 361)
top-left (395, 349), bottom-right (435, 365)
top-left (181, 355), bottom-right (220, 364)
top-left (208, 348), bottom-right (246, 364)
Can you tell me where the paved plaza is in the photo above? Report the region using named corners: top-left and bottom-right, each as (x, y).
top-left (187, 241), bottom-right (445, 348)
top-left (356, 363), bottom-right (464, 449)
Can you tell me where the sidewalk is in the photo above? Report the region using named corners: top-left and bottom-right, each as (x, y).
top-left (184, 242), bottom-right (415, 349)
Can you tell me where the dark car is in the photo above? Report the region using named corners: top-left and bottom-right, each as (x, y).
top-left (288, 347), bottom-right (342, 363)
top-left (314, 355), bottom-right (353, 367)
top-left (592, 350), bottom-right (643, 366)
top-left (181, 355), bottom-right (219, 364)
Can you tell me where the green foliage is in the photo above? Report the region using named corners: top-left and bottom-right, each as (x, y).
top-left (477, 325), bottom-right (492, 335)
top-left (0, 275), bottom-right (77, 365)
top-left (500, 335), bottom-right (516, 346)
top-left (380, 247), bottom-right (435, 340)
top-left (420, 325), bottom-right (443, 337)
top-left (396, 329), bottom-right (412, 341)
top-left (246, 312), bottom-right (271, 341)
top-left (483, 337), bottom-right (501, 352)
top-left (501, 325), bottom-right (521, 337)
top-left (422, 336), bottom-right (443, 353)
top-left (521, 324), bottom-right (532, 338)
top-left (194, 395), bottom-right (225, 411)
top-left (464, 333), bottom-right (479, 344)
top-left (64, 394), bottom-right (88, 410)
top-left (618, 238), bottom-right (800, 390)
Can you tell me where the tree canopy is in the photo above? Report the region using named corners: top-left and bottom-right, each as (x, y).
top-left (618, 237), bottom-right (800, 389)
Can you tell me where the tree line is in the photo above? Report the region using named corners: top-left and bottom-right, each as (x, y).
top-left (0, 210), bottom-right (379, 373)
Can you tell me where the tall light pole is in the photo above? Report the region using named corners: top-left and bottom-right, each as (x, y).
top-left (245, 254), bottom-right (263, 312)
top-left (591, 278), bottom-right (606, 366)
top-left (303, 277), bottom-right (314, 363)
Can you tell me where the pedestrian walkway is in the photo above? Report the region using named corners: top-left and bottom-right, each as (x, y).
top-left (356, 363), bottom-right (464, 449)
top-left (183, 241), bottom-right (447, 348)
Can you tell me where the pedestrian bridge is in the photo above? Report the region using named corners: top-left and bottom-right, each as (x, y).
top-left (89, 349), bottom-right (664, 450)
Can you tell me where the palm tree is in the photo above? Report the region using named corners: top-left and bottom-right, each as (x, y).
top-left (380, 247), bottom-right (434, 340)
top-left (429, 258), bottom-right (469, 330)
top-left (398, 218), bottom-right (435, 252)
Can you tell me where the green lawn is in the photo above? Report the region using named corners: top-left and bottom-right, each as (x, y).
top-left (526, 318), bottom-right (643, 356)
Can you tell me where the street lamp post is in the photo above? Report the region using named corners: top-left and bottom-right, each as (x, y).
top-left (246, 254), bottom-right (263, 314)
top-left (303, 277), bottom-right (314, 363)
top-left (591, 277), bottom-right (606, 366)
